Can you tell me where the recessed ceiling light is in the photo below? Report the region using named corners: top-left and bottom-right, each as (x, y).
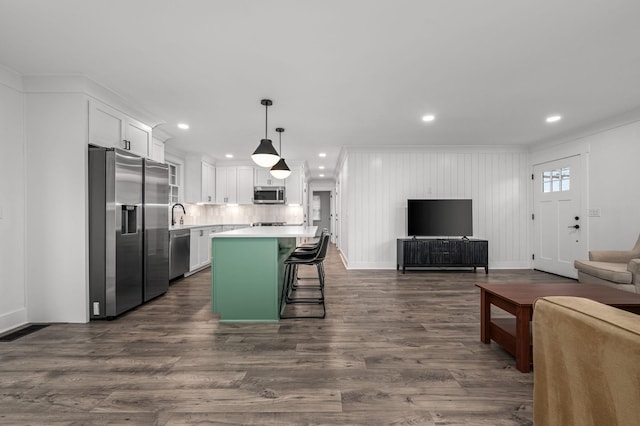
top-left (225, 154), bottom-right (234, 158)
top-left (421, 114), bottom-right (435, 122)
top-left (319, 153), bottom-right (327, 158)
top-left (177, 123), bottom-right (190, 130)
top-left (546, 115), bottom-right (562, 123)
top-left (319, 166), bottom-right (325, 170)
top-left (319, 174), bottom-right (325, 177)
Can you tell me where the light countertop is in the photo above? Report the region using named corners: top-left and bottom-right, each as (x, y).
top-left (211, 225), bottom-right (318, 238)
top-left (169, 224), bottom-right (250, 231)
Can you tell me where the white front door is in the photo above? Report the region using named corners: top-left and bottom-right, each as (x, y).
top-left (533, 155), bottom-right (583, 278)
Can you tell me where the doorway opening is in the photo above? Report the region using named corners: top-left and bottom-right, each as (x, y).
top-left (312, 191), bottom-right (331, 236)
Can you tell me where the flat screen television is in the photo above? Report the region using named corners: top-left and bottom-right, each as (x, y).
top-left (407, 199), bottom-right (473, 237)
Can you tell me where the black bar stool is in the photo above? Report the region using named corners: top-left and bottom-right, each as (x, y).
top-left (292, 228), bottom-right (328, 256)
top-left (280, 234), bottom-right (330, 319)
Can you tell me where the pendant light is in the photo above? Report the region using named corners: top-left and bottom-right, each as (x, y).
top-left (270, 127), bottom-right (291, 179)
top-left (251, 99), bottom-right (280, 168)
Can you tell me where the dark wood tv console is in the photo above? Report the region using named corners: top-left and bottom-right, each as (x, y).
top-left (397, 238), bottom-right (488, 274)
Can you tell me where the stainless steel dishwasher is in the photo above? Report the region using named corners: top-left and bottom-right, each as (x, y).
top-left (169, 229), bottom-right (190, 280)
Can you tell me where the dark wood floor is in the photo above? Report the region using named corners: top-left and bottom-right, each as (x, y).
top-left (0, 245), bottom-right (574, 425)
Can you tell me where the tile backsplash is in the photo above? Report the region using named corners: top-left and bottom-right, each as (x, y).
top-left (176, 204), bottom-right (304, 226)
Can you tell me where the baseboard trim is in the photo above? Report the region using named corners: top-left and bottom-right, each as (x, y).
top-left (345, 261), bottom-right (532, 270)
top-left (0, 307), bottom-right (28, 335)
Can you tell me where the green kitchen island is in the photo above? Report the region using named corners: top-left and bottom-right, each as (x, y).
top-left (211, 225), bottom-right (318, 322)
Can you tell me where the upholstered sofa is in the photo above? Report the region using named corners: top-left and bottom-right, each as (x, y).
top-left (533, 296), bottom-right (640, 425)
top-left (573, 234), bottom-right (640, 293)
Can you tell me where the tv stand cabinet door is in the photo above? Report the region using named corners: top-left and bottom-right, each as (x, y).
top-left (404, 240), bottom-right (430, 267)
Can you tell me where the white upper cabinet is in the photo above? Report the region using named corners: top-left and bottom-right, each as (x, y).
top-left (89, 100), bottom-right (123, 148)
top-left (149, 138), bottom-right (165, 163)
top-left (215, 167), bottom-right (238, 204)
top-left (184, 155), bottom-right (215, 203)
top-left (237, 167), bottom-right (255, 204)
top-left (125, 118), bottom-right (151, 158)
top-left (285, 166), bottom-right (303, 205)
top-left (215, 167), bottom-right (254, 204)
top-left (254, 167), bottom-right (284, 187)
top-left (89, 100), bottom-right (152, 158)
top-left (201, 161), bottom-right (216, 203)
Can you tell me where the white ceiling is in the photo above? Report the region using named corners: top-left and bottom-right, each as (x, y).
top-left (2, 0), bottom-right (640, 178)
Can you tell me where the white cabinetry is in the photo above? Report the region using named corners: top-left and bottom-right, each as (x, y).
top-left (201, 162), bottom-right (216, 203)
top-left (285, 166), bottom-right (304, 205)
top-left (237, 167), bottom-right (255, 204)
top-left (125, 118), bottom-right (152, 157)
top-left (215, 167), bottom-right (238, 204)
top-left (215, 167), bottom-right (254, 204)
top-left (150, 138), bottom-right (165, 163)
top-left (89, 100), bottom-right (152, 158)
top-left (185, 155), bottom-right (215, 203)
top-left (254, 168), bottom-right (284, 187)
top-left (189, 227), bottom-right (212, 272)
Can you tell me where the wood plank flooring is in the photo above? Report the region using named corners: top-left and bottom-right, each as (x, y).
top-left (0, 245), bottom-right (575, 425)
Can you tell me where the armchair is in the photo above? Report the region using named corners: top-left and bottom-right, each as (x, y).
top-left (533, 296), bottom-right (640, 425)
top-left (574, 234), bottom-right (640, 293)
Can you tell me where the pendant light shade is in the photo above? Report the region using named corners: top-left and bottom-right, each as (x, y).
top-left (271, 127), bottom-right (291, 179)
top-left (251, 99), bottom-right (280, 168)
top-left (252, 139), bottom-right (280, 168)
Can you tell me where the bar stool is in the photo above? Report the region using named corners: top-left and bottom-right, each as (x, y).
top-left (292, 228), bottom-right (328, 256)
top-left (280, 234), bottom-right (330, 319)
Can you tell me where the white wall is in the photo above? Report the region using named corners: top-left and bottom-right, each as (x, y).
top-left (532, 119), bottom-right (640, 251)
top-left (25, 93), bottom-right (89, 323)
top-left (339, 148), bottom-right (531, 269)
top-left (0, 68), bottom-right (27, 333)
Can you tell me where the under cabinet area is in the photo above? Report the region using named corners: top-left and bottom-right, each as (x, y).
top-left (397, 238), bottom-right (489, 274)
top-left (89, 100), bottom-right (153, 159)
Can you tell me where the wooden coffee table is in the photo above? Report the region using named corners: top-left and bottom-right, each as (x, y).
top-left (476, 283), bottom-right (640, 373)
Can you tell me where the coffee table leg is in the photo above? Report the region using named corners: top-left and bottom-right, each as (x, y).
top-left (515, 305), bottom-right (532, 373)
top-left (480, 289), bottom-right (490, 343)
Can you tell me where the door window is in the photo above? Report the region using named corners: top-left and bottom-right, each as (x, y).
top-left (542, 167), bottom-right (570, 193)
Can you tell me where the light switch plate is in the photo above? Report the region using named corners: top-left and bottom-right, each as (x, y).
top-left (588, 208), bottom-right (601, 217)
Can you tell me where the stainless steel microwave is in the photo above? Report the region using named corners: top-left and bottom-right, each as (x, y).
top-left (253, 186), bottom-right (285, 204)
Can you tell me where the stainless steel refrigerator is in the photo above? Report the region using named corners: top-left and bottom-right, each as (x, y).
top-left (89, 146), bottom-right (169, 319)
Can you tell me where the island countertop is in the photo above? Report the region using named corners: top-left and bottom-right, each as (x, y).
top-left (211, 225), bottom-right (317, 238)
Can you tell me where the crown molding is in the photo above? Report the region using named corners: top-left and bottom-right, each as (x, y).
top-left (21, 74), bottom-right (164, 127)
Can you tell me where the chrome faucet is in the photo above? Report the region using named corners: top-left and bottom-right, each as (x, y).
top-left (171, 203), bottom-right (186, 226)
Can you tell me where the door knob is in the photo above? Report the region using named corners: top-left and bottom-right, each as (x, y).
top-left (568, 224), bottom-right (580, 229)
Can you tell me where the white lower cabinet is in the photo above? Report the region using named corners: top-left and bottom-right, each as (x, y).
top-left (189, 227), bottom-right (213, 271)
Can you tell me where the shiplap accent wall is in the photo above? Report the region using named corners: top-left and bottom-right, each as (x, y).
top-left (339, 148), bottom-right (531, 269)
